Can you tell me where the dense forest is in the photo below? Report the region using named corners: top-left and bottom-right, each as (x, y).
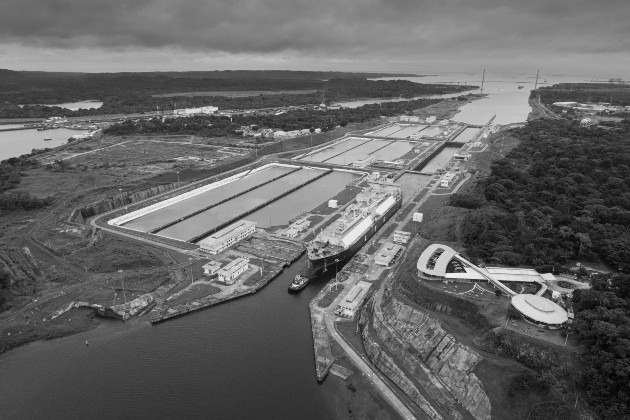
top-left (455, 115), bottom-right (630, 417)
top-left (534, 82), bottom-right (630, 106)
top-left (0, 68), bottom-right (474, 118)
top-left (458, 118), bottom-right (630, 272)
top-left (572, 274), bottom-right (630, 418)
top-left (104, 96), bottom-right (472, 137)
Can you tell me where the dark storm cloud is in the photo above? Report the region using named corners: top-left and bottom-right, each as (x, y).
top-left (1, 0), bottom-right (628, 57)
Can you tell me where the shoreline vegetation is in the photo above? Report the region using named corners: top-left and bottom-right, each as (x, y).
top-left (0, 69), bottom-right (475, 119)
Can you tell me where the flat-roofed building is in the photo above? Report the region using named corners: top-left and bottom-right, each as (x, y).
top-left (393, 230), bottom-right (411, 244)
top-left (454, 150), bottom-right (471, 161)
top-left (375, 242), bottom-right (403, 266)
top-left (202, 261), bottom-right (222, 276)
top-left (217, 257), bottom-right (249, 285)
top-left (198, 220), bottom-right (256, 255)
top-left (440, 172), bottom-right (456, 187)
top-left (335, 281), bottom-right (371, 319)
top-left (510, 294), bottom-right (568, 329)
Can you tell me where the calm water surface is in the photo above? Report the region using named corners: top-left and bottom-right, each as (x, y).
top-left (157, 168), bottom-right (324, 241)
top-left (123, 166), bottom-right (294, 232)
top-left (247, 170), bottom-right (359, 228)
top-left (0, 128), bottom-right (86, 161)
top-left (20, 100), bottom-right (103, 110)
top-left (0, 256), bottom-right (341, 420)
top-left (418, 146), bottom-right (461, 173)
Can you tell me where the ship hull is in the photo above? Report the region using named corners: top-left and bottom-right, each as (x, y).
top-left (306, 195), bottom-right (402, 278)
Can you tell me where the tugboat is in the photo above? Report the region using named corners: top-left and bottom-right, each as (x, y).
top-left (288, 274), bottom-right (309, 292)
top-left (518, 85), bottom-right (524, 89)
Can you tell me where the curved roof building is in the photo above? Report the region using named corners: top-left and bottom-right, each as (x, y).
top-left (510, 294), bottom-right (568, 327)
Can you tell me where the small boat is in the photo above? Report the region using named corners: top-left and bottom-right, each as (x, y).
top-left (85, 340), bottom-right (89, 346)
top-left (44, 138), bottom-right (52, 141)
top-left (518, 85), bottom-right (524, 89)
top-left (288, 275), bottom-right (309, 292)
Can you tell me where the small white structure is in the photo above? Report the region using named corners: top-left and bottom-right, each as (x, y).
top-left (580, 118), bottom-right (593, 128)
top-left (335, 281), bottom-right (371, 319)
top-left (400, 115), bottom-right (420, 122)
top-left (217, 257), bottom-right (249, 285)
top-left (274, 130), bottom-right (288, 138)
top-left (328, 200), bottom-right (338, 209)
top-left (285, 219), bottom-right (311, 238)
top-left (351, 156), bottom-right (376, 168)
top-left (174, 106), bottom-right (218, 115)
top-left (426, 116), bottom-right (436, 124)
top-left (374, 242), bottom-right (403, 266)
top-left (412, 212), bottom-right (424, 222)
top-left (202, 261), bottom-right (222, 276)
top-left (393, 230), bottom-right (411, 244)
top-left (454, 150), bottom-right (471, 161)
top-left (440, 172), bottom-right (456, 188)
top-left (314, 128), bottom-right (322, 133)
top-left (198, 220), bottom-right (256, 255)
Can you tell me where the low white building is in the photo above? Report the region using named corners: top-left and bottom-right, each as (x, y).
top-left (374, 242), bottom-right (403, 267)
top-left (198, 220), bottom-right (256, 255)
top-left (426, 116), bottom-right (436, 124)
top-left (440, 172), bottom-right (456, 188)
top-left (335, 281), bottom-right (372, 319)
top-left (454, 150), bottom-right (471, 161)
top-left (393, 230), bottom-right (411, 244)
top-left (202, 261), bottom-right (222, 276)
top-left (174, 106), bottom-right (218, 115)
top-left (217, 257), bottom-right (249, 285)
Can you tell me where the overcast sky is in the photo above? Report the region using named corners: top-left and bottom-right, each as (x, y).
top-left (1, 0), bottom-right (628, 77)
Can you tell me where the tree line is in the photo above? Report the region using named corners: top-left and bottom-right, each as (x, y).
top-left (457, 118), bottom-right (630, 272)
top-left (0, 72), bottom-right (475, 119)
top-left (103, 96), bottom-right (468, 137)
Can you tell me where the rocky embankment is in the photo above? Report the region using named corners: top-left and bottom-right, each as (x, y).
top-left (363, 293), bottom-right (491, 420)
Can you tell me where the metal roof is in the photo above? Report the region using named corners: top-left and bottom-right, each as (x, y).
top-left (511, 294), bottom-right (568, 325)
top-left (416, 243), bottom-right (458, 277)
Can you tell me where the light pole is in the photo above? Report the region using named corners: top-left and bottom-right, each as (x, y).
top-left (176, 171), bottom-right (180, 184)
top-left (188, 257), bottom-right (194, 286)
top-left (334, 258), bottom-right (340, 282)
top-left (118, 269), bottom-right (126, 305)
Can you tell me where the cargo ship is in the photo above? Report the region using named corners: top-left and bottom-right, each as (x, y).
top-left (304, 178), bottom-right (402, 278)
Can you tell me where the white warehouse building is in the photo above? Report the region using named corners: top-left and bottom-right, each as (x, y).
top-left (198, 220), bottom-right (256, 255)
top-left (218, 257), bottom-right (250, 284)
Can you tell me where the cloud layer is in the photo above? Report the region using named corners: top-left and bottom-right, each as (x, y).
top-left (1, 0), bottom-right (629, 74)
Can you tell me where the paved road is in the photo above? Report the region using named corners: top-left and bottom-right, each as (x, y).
top-left (323, 311), bottom-right (418, 420)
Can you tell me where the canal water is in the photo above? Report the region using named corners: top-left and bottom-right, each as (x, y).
top-left (300, 137), bottom-right (368, 162)
top-left (20, 100), bottom-right (103, 111)
top-left (246, 170), bottom-right (359, 228)
top-left (417, 146), bottom-right (462, 173)
top-left (324, 139), bottom-right (390, 165)
top-left (157, 168), bottom-right (325, 241)
top-left (0, 255), bottom-right (342, 420)
top-left (123, 165), bottom-right (295, 232)
top-left (370, 141), bottom-right (414, 162)
top-left (454, 127), bottom-right (481, 142)
top-left (0, 127), bottom-right (88, 161)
